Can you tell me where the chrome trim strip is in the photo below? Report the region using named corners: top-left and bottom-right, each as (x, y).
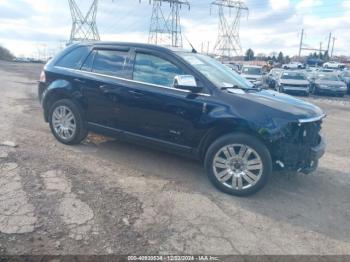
top-left (54, 66), bottom-right (211, 97)
top-left (298, 114), bottom-right (326, 123)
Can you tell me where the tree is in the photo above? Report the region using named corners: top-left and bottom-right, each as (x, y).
top-left (277, 52), bottom-right (284, 63)
top-left (323, 51), bottom-right (330, 61)
top-left (0, 45), bottom-right (14, 61)
top-left (244, 48), bottom-right (255, 61)
top-left (285, 55), bottom-right (291, 64)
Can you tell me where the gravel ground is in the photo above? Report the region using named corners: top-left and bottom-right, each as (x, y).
top-left (0, 61), bottom-right (349, 255)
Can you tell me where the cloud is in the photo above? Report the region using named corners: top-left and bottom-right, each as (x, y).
top-left (269, 0), bottom-right (290, 10)
top-left (296, 0), bottom-right (322, 10)
top-left (0, 0), bottom-right (349, 57)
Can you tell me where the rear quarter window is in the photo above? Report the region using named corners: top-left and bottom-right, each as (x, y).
top-left (92, 50), bottom-right (129, 77)
top-left (55, 46), bottom-right (90, 69)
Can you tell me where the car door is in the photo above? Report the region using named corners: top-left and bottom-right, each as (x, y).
top-left (120, 50), bottom-right (208, 149)
top-left (78, 47), bottom-right (133, 129)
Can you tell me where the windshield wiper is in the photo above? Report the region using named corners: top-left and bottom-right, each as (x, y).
top-left (220, 85), bottom-right (247, 90)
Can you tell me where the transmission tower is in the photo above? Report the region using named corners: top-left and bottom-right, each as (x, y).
top-left (147, 0), bottom-right (190, 48)
top-left (211, 0), bottom-right (248, 59)
top-left (68, 0), bottom-right (100, 44)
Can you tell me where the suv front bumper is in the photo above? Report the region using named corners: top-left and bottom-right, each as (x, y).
top-left (300, 135), bottom-right (326, 174)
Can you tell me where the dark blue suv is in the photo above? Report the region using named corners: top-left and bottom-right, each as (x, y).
top-left (38, 42), bottom-right (326, 196)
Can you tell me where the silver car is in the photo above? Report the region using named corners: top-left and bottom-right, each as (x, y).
top-left (276, 71), bottom-right (310, 96)
top-left (241, 65), bottom-right (265, 86)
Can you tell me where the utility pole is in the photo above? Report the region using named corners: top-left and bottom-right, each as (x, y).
top-left (327, 32), bottom-right (332, 53)
top-left (331, 37), bottom-right (336, 57)
top-left (68, 0), bottom-right (100, 44)
top-left (147, 0), bottom-right (190, 48)
top-left (298, 29), bottom-right (304, 58)
top-left (211, 0), bottom-right (248, 60)
top-left (298, 29), bottom-right (330, 58)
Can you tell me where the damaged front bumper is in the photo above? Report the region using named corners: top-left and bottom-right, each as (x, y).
top-left (272, 115), bottom-right (326, 174)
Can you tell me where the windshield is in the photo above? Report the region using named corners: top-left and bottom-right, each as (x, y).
top-left (281, 72), bottom-right (306, 80)
top-left (178, 52), bottom-right (253, 89)
top-left (242, 67), bottom-right (262, 75)
top-left (342, 71), bottom-right (350, 77)
top-left (317, 74), bottom-right (340, 81)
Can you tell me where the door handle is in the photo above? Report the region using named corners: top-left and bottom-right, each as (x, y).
top-left (128, 90), bottom-right (144, 98)
top-left (99, 85), bottom-right (113, 93)
top-left (74, 78), bottom-right (86, 84)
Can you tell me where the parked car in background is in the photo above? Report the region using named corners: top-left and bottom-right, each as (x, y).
top-left (38, 42), bottom-right (326, 196)
top-left (339, 71), bottom-right (350, 94)
top-left (323, 61), bottom-right (345, 69)
top-left (224, 63), bottom-right (240, 73)
top-left (282, 62), bottom-right (304, 69)
top-left (240, 65), bottom-right (265, 86)
top-left (276, 70), bottom-right (310, 96)
top-left (266, 68), bottom-right (283, 89)
top-left (306, 58), bottom-right (324, 67)
top-left (311, 73), bottom-right (347, 97)
top-left (317, 68), bottom-right (335, 73)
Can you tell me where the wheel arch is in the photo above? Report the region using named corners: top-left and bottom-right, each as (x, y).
top-left (42, 79), bottom-right (84, 122)
top-left (197, 119), bottom-right (270, 161)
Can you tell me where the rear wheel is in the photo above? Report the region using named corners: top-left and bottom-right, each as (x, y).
top-left (205, 133), bottom-right (272, 196)
top-left (48, 99), bottom-right (88, 145)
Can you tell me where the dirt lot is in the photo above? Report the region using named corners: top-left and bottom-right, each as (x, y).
top-left (0, 61), bottom-right (350, 255)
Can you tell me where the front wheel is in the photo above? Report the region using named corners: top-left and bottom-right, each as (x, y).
top-left (204, 133), bottom-right (272, 196)
top-left (49, 99), bottom-right (88, 145)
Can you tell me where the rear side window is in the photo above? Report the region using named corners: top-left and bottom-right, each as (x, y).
top-left (92, 50), bottom-right (129, 77)
top-left (133, 53), bottom-right (184, 87)
top-left (56, 46), bottom-right (89, 69)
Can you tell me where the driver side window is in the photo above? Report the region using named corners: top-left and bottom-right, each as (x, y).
top-left (133, 53), bottom-right (185, 87)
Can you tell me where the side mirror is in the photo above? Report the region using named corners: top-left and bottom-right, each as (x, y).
top-left (173, 75), bottom-right (202, 93)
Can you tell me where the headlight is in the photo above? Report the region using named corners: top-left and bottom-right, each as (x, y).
top-left (318, 84), bottom-right (328, 89)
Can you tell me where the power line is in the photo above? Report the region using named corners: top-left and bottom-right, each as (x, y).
top-left (211, 0), bottom-right (248, 59)
top-left (146, 0), bottom-right (190, 47)
top-left (68, 0), bottom-right (100, 44)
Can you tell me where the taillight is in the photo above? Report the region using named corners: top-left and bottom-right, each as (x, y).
top-left (40, 70), bottom-right (46, 83)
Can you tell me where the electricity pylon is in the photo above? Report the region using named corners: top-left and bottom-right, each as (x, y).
top-left (211, 0), bottom-right (248, 59)
top-left (68, 0), bottom-right (100, 44)
top-left (148, 0), bottom-right (190, 48)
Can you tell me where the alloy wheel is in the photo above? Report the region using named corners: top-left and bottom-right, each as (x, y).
top-left (52, 105), bottom-right (77, 141)
top-left (212, 144), bottom-right (263, 191)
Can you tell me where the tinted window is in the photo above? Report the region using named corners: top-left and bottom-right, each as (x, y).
top-left (92, 50), bottom-right (128, 77)
top-left (133, 53), bottom-right (184, 87)
top-left (281, 72), bottom-right (306, 80)
top-left (81, 51), bottom-right (96, 72)
top-left (56, 46), bottom-right (89, 69)
top-left (242, 67), bottom-right (262, 75)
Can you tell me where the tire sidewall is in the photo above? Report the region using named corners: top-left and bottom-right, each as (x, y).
top-left (48, 99), bottom-right (86, 145)
top-left (204, 133), bottom-right (272, 196)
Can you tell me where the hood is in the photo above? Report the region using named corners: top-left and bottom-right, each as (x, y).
top-left (241, 74), bottom-right (262, 80)
top-left (315, 80), bottom-right (346, 87)
top-left (224, 88), bottom-right (324, 124)
top-left (279, 79), bottom-right (309, 85)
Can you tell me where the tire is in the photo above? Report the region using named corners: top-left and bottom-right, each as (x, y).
top-left (204, 133), bottom-right (272, 196)
top-left (48, 99), bottom-right (88, 145)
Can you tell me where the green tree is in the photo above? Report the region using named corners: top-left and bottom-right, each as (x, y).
top-left (244, 48), bottom-right (255, 61)
top-left (0, 45), bottom-right (14, 61)
top-left (277, 52), bottom-right (284, 63)
top-left (323, 51), bottom-right (330, 61)
top-left (285, 55), bottom-right (291, 64)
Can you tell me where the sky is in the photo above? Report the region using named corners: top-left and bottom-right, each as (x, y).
top-left (0, 0), bottom-right (349, 58)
